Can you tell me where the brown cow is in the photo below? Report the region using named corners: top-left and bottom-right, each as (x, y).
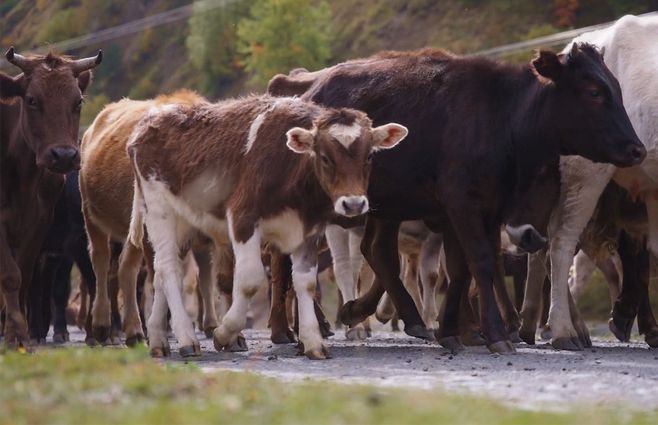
top-left (0, 48), bottom-right (101, 348)
top-left (79, 90), bottom-right (210, 345)
top-left (127, 95), bottom-right (407, 358)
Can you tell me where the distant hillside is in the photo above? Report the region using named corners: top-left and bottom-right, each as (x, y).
top-left (1, 0), bottom-right (655, 126)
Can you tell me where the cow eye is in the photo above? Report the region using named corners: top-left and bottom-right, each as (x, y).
top-left (25, 96), bottom-right (38, 108)
top-left (589, 88), bottom-right (601, 98)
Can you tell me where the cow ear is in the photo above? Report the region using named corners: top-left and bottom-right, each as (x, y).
top-left (77, 70), bottom-right (93, 93)
top-left (371, 123), bottom-right (408, 151)
top-left (0, 73), bottom-right (25, 100)
top-left (531, 50), bottom-right (563, 82)
top-left (286, 127), bottom-right (316, 155)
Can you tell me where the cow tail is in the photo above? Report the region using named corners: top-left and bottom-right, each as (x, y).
top-left (127, 172), bottom-right (145, 250)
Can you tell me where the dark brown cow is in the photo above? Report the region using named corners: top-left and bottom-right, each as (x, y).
top-left (268, 44), bottom-right (644, 353)
top-left (0, 48), bottom-right (101, 348)
top-left (127, 95), bottom-right (407, 358)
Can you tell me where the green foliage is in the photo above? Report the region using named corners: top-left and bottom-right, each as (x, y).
top-left (80, 93), bottom-right (110, 128)
top-left (34, 8), bottom-right (81, 44)
top-left (237, 0), bottom-right (332, 88)
top-left (186, 0), bottom-right (252, 94)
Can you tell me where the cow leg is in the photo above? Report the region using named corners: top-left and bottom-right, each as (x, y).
top-left (118, 242), bottom-right (145, 346)
top-left (214, 223), bottom-right (268, 353)
top-left (71, 235), bottom-right (98, 345)
top-left (595, 254), bottom-right (622, 309)
top-left (52, 258), bottom-right (73, 343)
top-left (325, 224), bottom-right (367, 340)
top-left (494, 250), bottom-right (521, 341)
top-left (289, 237), bottom-right (328, 359)
top-left (0, 231), bottom-right (29, 349)
top-left (76, 276), bottom-right (88, 329)
top-left (548, 167), bottom-right (613, 350)
top-left (143, 208), bottom-right (200, 357)
top-left (375, 291), bottom-right (396, 324)
top-left (28, 255), bottom-right (55, 344)
top-left (420, 233), bottom-right (442, 332)
top-left (192, 247), bottom-right (218, 338)
top-left (108, 271), bottom-right (122, 345)
top-left (337, 219), bottom-right (386, 327)
top-left (269, 249), bottom-right (295, 344)
top-left (85, 218), bottom-right (112, 344)
top-left (362, 218), bottom-right (430, 339)
top-left (569, 251), bottom-right (596, 302)
top-left (636, 256), bottom-right (658, 347)
top-left (437, 225), bottom-right (470, 352)
top-left (147, 268), bottom-right (171, 357)
top-left (519, 249), bottom-right (548, 345)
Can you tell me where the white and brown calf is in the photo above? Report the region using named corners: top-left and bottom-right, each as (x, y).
top-left (128, 95), bottom-right (407, 358)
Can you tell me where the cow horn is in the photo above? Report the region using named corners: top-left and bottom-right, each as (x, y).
top-left (5, 46), bottom-right (35, 73)
top-left (70, 50), bottom-right (103, 76)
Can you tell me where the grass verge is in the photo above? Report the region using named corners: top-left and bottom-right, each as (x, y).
top-left (1, 347), bottom-right (657, 424)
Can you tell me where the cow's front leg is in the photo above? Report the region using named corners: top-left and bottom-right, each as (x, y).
top-left (519, 249), bottom-right (548, 344)
top-left (213, 224), bottom-right (265, 353)
top-left (291, 237), bottom-right (328, 359)
top-left (0, 231), bottom-right (29, 349)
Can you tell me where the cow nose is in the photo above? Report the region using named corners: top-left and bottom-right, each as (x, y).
top-left (627, 144), bottom-right (646, 164)
top-left (49, 146), bottom-right (80, 172)
top-left (335, 196), bottom-right (369, 217)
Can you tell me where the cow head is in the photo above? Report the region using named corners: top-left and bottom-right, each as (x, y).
top-left (532, 43), bottom-right (645, 167)
top-left (0, 47), bottom-right (102, 173)
top-left (286, 109), bottom-right (408, 217)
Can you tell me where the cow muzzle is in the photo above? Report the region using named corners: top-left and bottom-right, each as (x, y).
top-left (505, 224), bottom-right (547, 254)
top-left (334, 195), bottom-right (369, 217)
top-left (43, 145), bottom-right (80, 174)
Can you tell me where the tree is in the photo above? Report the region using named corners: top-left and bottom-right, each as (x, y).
top-left (186, 0), bottom-right (252, 93)
top-left (237, 0), bottom-right (332, 88)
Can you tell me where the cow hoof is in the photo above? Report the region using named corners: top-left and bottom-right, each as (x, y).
top-left (645, 330), bottom-right (658, 348)
top-left (439, 336), bottom-right (465, 353)
top-left (461, 331), bottom-right (487, 347)
top-left (580, 333), bottom-right (592, 348)
top-left (539, 326), bottom-right (552, 341)
top-left (346, 326), bottom-right (368, 341)
top-left (305, 345), bottom-right (331, 360)
top-left (179, 343), bottom-right (202, 358)
top-left (487, 340), bottom-right (516, 354)
top-left (319, 321), bottom-right (334, 339)
top-left (109, 335), bottom-right (122, 346)
top-left (271, 329), bottom-right (296, 344)
top-left (92, 326), bottom-right (111, 345)
top-left (150, 346), bottom-right (171, 358)
top-left (508, 330), bottom-right (522, 343)
top-left (519, 328), bottom-right (536, 345)
top-left (375, 310), bottom-right (392, 325)
top-left (125, 333), bottom-right (145, 348)
top-left (53, 332), bottom-right (70, 344)
top-left (338, 301), bottom-right (368, 327)
top-left (608, 318), bottom-right (631, 342)
top-left (405, 324), bottom-right (433, 340)
top-left (551, 336), bottom-right (583, 351)
top-left (229, 334), bottom-right (248, 352)
top-left (203, 326), bottom-right (217, 338)
top-left (85, 337), bottom-right (98, 347)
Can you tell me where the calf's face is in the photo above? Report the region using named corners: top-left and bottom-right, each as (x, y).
top-left (532, 43), bottom-right (645, 167)
top-left (0, 48), bottom-right (102, 173)
top-left (286, 110), bottom-right (408, 217)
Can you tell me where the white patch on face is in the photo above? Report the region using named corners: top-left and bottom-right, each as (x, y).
top-left (334, 195), bottom-right (369, 217)
top-left (259, 209), bottom-right (306, 253)
top-left (328, 123), bottom-right (362, 149)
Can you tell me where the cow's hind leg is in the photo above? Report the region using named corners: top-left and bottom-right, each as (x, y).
top-left (85, 218), bottom-right (112, 344)
top-left (0, 233), bottom-right (29, 349)
top-left (192, 247), bottom-right (218, 338)
top-left (52, 258), bottom-right (73, 343)
top-left (118, 242), bottom-right (145, 346)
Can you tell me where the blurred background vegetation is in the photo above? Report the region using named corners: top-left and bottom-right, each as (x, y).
top-left (1, 0), bottom-right (656, 322)
top-left (2, 0), bottom-right (656, 127)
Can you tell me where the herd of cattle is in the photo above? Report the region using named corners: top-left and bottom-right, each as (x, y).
top-left (1, 14), bottom-right (656, 360)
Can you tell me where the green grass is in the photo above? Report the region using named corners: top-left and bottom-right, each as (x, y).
top-left (1, 347), bottom-right (658, 424)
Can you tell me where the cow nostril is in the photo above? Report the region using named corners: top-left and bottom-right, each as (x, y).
top-left (358, 200), bottom-right (366, 211)
top-left (342, 199), bottom-right (350, 211)
top-left (630, 145), bottom-right (645, 161)
top-left (51, 146), bottom-right (78, 162)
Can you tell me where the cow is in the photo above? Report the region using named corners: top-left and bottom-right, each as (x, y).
top-left (519, 14), bottom-right (658, 350)
top-left (79, 90), bottom-right (212, 346)
top-left (0, 47), bottom-right (102, 348)
top-left (127, 95), bottom-right (408, 359)
top-left (268, 43), bottom-right (644, 353)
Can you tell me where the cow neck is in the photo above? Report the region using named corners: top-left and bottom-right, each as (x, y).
top-left (507, 67), bottom-right (561, 193)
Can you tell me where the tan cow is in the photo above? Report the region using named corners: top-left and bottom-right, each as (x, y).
top-left (79, 90), bottom-right (210, 345)
top-left (127, 95), bottom-right (407, 359)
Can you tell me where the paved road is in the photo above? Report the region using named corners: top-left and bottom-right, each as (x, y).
top-left (45, 326), bottom-right (658, 412)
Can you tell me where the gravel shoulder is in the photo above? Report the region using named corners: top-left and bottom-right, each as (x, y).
top-left (52, 326), bottom-right (658, 412)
